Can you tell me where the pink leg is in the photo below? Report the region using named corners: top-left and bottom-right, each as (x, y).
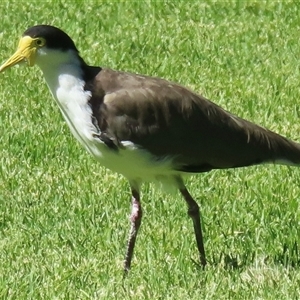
top-left (124, 188), bottom-right (143, 274)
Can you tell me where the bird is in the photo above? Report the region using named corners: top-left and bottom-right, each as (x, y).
top-left (1, 25), bottom-right (300, 274)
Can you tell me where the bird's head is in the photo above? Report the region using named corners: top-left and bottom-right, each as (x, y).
top-left (0, 25), bottom-right (80, 73)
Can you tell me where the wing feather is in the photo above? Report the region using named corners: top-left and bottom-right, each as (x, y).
top-left (88, 68), bottom-right (300, 172)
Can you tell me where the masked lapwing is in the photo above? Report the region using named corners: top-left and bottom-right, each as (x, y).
top-left (1, 25), bottom-right (300, 274)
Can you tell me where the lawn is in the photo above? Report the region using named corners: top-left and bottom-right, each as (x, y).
top-left (0, 1), bottom-right (299, 299)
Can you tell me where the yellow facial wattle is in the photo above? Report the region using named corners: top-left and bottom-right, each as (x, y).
top-left (0, 36), bottom-right (42, 72)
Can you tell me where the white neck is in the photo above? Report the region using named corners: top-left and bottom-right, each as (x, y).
top-left (35, 48), bottom-right (100, 152)
top-left (36, 49), bottom-right (84, 93)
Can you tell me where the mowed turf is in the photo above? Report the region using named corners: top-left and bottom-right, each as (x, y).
top-left (0, 1), bottom-right (300, 299)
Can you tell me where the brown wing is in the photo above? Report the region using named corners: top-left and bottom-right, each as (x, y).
top-left (89, 68), bottom-right (300, 172)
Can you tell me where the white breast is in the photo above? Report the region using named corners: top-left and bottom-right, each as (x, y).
top-left (44, 66), bottom-right (103, 158)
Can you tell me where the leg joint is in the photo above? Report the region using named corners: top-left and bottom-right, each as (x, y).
top-left (187, 202), bottom-right (199, 218)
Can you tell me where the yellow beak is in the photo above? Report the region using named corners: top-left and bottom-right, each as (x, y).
top-left (0, 36), bottom-right (37, 72)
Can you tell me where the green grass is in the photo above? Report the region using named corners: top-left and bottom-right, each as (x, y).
top-left (0, 1), bottom-right (300, 299)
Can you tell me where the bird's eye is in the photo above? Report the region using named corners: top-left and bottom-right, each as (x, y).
top-left (35, 38), bottom-right (45, 47)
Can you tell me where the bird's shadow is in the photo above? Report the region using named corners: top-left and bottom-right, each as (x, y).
top-left (192, 241), bottom-right (300, 270)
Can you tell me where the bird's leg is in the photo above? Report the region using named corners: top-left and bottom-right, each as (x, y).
top-left (124, 187), bottom-right (143, 275)
top-left (177, 179), bottom-right (206, 268)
